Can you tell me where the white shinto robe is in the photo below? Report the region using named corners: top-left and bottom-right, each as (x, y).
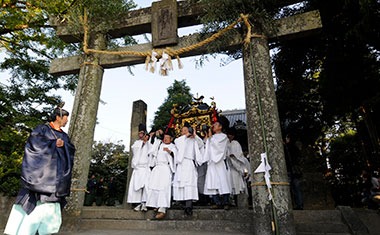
top-left (227, 140), bottom-right (247, 195)
top-left (203, 133), bottom-right (231, 195)
top-left (146, 140), bottom-right (177, 209)
top-left (127, 139), bottom-right (152, 203)
top-left (173, 135), bottom-right (204, 201)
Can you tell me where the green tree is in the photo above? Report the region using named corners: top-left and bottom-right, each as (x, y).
top-left (88, 141), bottom-right (129, 203)
top-left (272, 0), bottom-right (380, 206)
top-left (0, 0), bottom-right (137, 196)
top-left (0, 128), bottom-right (27, 196)
top-left (152, 80), bottom-right (193, 129)
top-left (326, 131), bottom-right (367, 206)
top-left (315, 0), bottom-right (380, 169)
top-left (199, 0), bottom-right (277, 58)
top-left (274, 0), bottom-right (380, 161)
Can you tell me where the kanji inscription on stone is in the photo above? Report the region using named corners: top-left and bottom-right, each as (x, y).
top-left (152, 0), bottom-right (178, 47)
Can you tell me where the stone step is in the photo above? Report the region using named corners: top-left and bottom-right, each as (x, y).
top-left (297, 233), bottom-right (351, 235)
top-left (79, 218), bottom-right (253, 233)
top-left (76, 208), bottom-right (354, 234)
top-left (295, 222), bottom-right (350, 234)
top-left (294, 209), bottom-right (351, 234)
top-left (81, 207), bottom-right (253, 222)
top-left (293, 209), bottom-right (343, 223)
top-left (353, 208), bottom-right (380, 235)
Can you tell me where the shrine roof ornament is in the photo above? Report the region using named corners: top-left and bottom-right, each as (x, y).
top-left (167, 95), bottom-right (219, 137)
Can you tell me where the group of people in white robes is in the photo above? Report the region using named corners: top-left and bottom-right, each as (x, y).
top-left (127, 120), bottom-right (251, 219)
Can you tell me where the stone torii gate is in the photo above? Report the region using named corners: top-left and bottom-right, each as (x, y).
top-left (49, 1), bottom-right (322, 234)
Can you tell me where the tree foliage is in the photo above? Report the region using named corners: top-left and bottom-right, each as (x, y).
top-left (0, 0), bottom-right (137, 196)
top-left (63, 0), bottom-right (136, 35)
top-left (274, 0), bottom-right (379, 157)
top-left (328, 131), bottom-right (366, 181)
top-left (152, 80), bottom-right (193, 130)
top-left (325, 130), bottom-right (369, 206)
top-left (200, 0), bottom-right (278, 30)
top-left (0, 129), bottom-right (26, 196)
top-left (275, 0), bottom-right (380, 207)
top-left (88, 141), bottom-right (129, 202)
top-left (199, 0), bottom-right (307, 60)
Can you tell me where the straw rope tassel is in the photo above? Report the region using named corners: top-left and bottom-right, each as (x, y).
top-left (144, 55), bottom-right (151, 71)
top-left (177, 55), bottom-right (183, 69)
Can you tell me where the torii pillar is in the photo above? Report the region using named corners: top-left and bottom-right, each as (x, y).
top-left (66, 32), bottom-right (107, 216)
top-left (243, 35), bottom-right (295, 234)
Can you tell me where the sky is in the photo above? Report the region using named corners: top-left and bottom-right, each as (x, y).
top-left (0, 0), bottom-right (247, 149)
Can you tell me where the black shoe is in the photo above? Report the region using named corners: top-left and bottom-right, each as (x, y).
top-left (184, 207), bottom-right (193, 216)
top-left (171, 201), bottom-right (184, 210)
top-left (211, 204), bottom-right (223, 209)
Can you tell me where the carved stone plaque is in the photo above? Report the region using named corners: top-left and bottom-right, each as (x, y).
top-left (151, 0), bottom-right (178, 47)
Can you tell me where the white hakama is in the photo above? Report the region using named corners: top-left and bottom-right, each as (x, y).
top-left (173, 135), bottom-right (204, 201)
top-left (127, 140), bottom-right (152, 203)
top-left (4, 202), bottom-right (61, 235)
top-left (203, 133), bottom-right (231, 195)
